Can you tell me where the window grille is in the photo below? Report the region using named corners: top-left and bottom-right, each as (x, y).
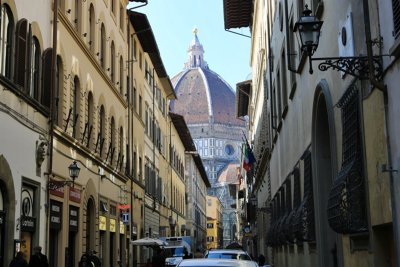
top-left (293, 150), bottom-right (316, 243)
top-left (327, 84), bottom-right (368, 234)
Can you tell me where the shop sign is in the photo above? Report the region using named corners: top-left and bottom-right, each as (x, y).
top-left (69, 206), bottom-right (79, 232)
top-left (120, 221), bottom-right (125, 234)
top-left (122, 212), bottom-right (129, 225)
top-left (69, 187), bottom-right (81, 203)
top-left (99, 216), bottom-right (107, 231)
top-left (20, 216), bottom-right (36, 232)
top-left (50, 200), bottom-right (62, 230)
top-left (110, 218), bottom-right (116, 232)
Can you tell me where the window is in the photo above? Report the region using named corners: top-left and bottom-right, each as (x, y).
top-left (29, 37), bottom-right (41, 102)
top-left (133, 87), bottom-right (137, 111)
top-left (89, 4), bottom-right (95, 51)
top-left (139, 51), bottom-right (142, 70)
top-left (0, 4), bottom-right (14, 79)
top-left (139, 157), bottom-right (143, 183)
top-left (280, 50), bottom-right (288, 115)
top-left (139, 94), bottom-right (142, 118)
top-left (119, 4), bottom-right (124, 31)
top-left (111, 0), bottom-right (116, 15)
top-left (110, 41), bottom-right (115, 82)
top-left (110, 117), bottom-right (116, 159)
top-left (207, 223), bottom-right (214, 229)
top-left (42, 49), bottom-right (52, 109)
top-left (119, 56), bottom-right (123, 94)
top-left (100, 23), bottom-right (106, 68)
top-left (393, 0), bottom-right (400, 38)
top-left (15, 19), bottom-right (28, 89)
top-left (119, 127), bottom-right (123, 167)
top-left (99, 105), bottom-right (106, 156)
top-left (55, 56), bottom-right (64, 126)
top-left (133, 39), bottom-right (137, 60)
top-left (72, 76), bottom-right (81, 138)
top-left (206, 236), bottom-right (214, 242)
top-left (74, 0), bottom-right (81, 32)
top-left (87, 92), bottom-right (94, 148)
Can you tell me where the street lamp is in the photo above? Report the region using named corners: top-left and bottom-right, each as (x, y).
top-left (294, 5), bottom-right (383, 79)
top-left (48, 160), bottom-right (81, 190)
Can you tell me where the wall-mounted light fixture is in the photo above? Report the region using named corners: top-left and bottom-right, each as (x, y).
top-left (294, 5), bottom-right (383, 80)
top-left (48, 160), bottom-right (81, 190)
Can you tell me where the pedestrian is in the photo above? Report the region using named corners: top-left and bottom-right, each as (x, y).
top-left (9, 251), bottom-right (28, 267)
top-left (258, 254), bottom-right (266, 266)
top-left (79, 254), bottom-right (93, 267)
top-left (28, 246), bottom-right (48, 267)
top-left (87, 250), bottom-right (101, 267)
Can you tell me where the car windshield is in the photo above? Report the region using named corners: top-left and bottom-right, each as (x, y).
top-left (207, 253), bottom-right (251, 261)
top-left (164, 247), bottom-right (185, 257)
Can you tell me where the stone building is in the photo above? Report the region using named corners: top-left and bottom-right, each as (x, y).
top-left (170, 31), bottom-right (246, 247)
top-left (206, 195), bottom-right (224, 249)
top-left (0, 1), bottom-right (184, 267)
top-left (225, 0), bottom-right (397, 266)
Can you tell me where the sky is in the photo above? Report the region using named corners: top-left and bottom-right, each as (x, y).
top-left (128, 0), bottom-right (252, 91)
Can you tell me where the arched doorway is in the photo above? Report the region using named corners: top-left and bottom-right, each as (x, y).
top-left (311, 81), bottom-right (342, 267)
top-left (0, 155), bottom-right (16, 266)
top-left (86, 197), bottom-right (96, 252)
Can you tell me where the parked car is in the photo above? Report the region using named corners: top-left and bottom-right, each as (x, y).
top-left (204, 249), bottom-right (252, 261)
top-left (177, 259), bottom-right (258, 267)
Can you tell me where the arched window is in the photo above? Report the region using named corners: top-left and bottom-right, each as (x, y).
top-left (100, 23), bottom-right (105, 68)
top-left (55, 56), bottom-right (64, 126)
top-left (119, 56), bottom-right (123, 94)
top-left (99, 105), bottom-right (106, 156)
top-left (29, 37), bottom-right (41, 102)
top-left (89, 4), bottom-right (95, 51)
top-left (0, 4), bottom-right (14, 79)
top-left (110, 41), bottom-right (115, 82)
top-left (72, 76), bottom-right (80, 138)
top-left (87, 92), bottom-right (94, 148)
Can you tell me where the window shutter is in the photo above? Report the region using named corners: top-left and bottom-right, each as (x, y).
top-left (42, 48), bottom-right (52, 109)
top-left (14, 19), bottom-right (28, 89)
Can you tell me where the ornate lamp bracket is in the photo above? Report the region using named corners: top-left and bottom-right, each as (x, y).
top-left (310, 56), bottom-right (383, 80)
top-left (47, 180), bottom-right (76, 190)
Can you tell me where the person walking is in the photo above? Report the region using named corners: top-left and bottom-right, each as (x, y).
top-left (28, 246), bottom-right (49, 267)
top-left (258, 254), bottom-right (266, 266)
top-left (9, 251), bottom-right (28, 267)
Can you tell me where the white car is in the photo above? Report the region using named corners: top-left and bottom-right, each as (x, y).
top-left (204, 249), bottom-right (253, 261)
top-left (177, 259), bottom-right (259, 267)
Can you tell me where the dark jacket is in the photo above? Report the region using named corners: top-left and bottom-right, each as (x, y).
top-left (28, 253), bottom-right (49, 267)
top-left (9, 257), bottom-right (28, 267)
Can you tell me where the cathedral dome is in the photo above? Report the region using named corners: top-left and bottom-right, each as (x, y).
top-left (170, 30), bottom-right (244, 127)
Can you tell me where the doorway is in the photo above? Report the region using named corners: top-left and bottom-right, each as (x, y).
top-left (312, 83), bottom-right (341, 267)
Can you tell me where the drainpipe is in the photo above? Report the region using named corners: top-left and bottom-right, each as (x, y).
top-left (46, 0), bottom-right (58, 256)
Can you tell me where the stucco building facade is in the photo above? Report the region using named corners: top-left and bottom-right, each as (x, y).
top-left (225, 0), bottom-right (397, 266)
